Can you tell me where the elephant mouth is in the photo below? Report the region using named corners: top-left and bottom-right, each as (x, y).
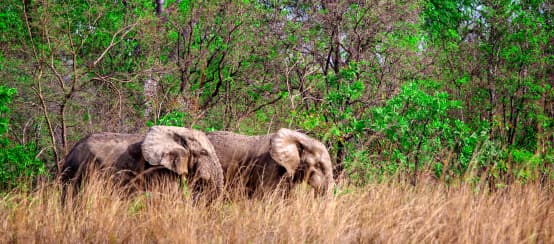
top-left (290, 166), bottom-right (306, 184)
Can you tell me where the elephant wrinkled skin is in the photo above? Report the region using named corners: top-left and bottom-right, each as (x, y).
top-left (207, 128), bottom-right (334, 197)
top-left (60, 126), bottom-right (224, 203)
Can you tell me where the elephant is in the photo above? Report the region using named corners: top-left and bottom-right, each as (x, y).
top-left (59, 126), bottom-right (224, 203)
top-left (206, 128), bottom-right (334, 198)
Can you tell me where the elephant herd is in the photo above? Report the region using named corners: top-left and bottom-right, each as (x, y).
top-left (59, 126), bottom-right (335, 203)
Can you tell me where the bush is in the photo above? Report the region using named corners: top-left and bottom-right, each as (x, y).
top-left (0, 85), bottom-right (46, 191)
top-left (341, 80), bottom-right (553, 187)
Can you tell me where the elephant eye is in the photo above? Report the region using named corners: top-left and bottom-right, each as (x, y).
top-left (318, 162), bottom-right (326, 171)
top-left (193, 149), bottom-right (209, 156)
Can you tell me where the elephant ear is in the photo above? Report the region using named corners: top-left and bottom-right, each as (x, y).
top-left (269, 128), bottom-right (314, 177)
top-left (141, 126), bottom-right (206, 175)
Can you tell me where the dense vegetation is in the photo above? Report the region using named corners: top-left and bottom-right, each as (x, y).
top-left (0, 1), bottom-right (552, 242)
top-left (0, 0), bottom-right (552, 189)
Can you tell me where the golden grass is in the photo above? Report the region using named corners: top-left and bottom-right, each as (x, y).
top-left (0, 180), bottom-right (552, 243)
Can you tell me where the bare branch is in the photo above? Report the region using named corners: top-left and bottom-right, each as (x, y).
top-left (91, 23), bottom-right (138, 68)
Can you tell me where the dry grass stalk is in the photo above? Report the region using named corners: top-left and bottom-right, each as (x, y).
top-left (0, 178), bottom-right (552, 243)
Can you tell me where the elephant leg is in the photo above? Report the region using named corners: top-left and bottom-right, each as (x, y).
top-left (60, 183), bottom-right (69, 206)
top-left (61, 177), bottom-right (82, 207)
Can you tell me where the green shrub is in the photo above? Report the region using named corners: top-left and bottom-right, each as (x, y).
top-left (0, 85), bottom-right (46, 191)
top-left (147, 111), bottom-right (187, 127)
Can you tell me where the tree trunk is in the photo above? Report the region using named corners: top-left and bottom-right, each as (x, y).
top-left (334, 140), bottom-right (345, 181)
top-left (144, 75), bottom-right (157, 119)
top-left (155, 0), bottom-right (165, 16)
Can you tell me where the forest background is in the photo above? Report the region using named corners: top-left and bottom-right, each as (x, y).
top-left (0, 0), bottom-right (552, 190)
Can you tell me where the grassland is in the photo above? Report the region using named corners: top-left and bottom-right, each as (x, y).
top-left (1, 180), bottom-right (552, 243)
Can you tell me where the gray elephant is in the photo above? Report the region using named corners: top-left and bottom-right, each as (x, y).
top-left (206, 128), bottom-right (334, 197)
top-left (60, 126), bottom-right (224, 203)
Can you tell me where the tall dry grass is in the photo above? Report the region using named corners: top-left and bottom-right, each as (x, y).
top-left (0, 178), bottom-right (552, 243)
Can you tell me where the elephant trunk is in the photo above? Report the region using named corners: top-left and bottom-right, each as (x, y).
top-left (319, 175), bottom-right (335, 197)
top-left (311, 173), bottom-right (335, 197)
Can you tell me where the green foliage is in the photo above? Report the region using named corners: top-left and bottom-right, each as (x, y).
top-left (299, 62), bottom-right (368, 137)
top-left (0, 86), bottom-right (16, 134)
top-left (0, 2), bottom-right (26, 42)
top-left (366, 81), bottom-right (472, 179)
top-left (423, 0), bottom-right (471, 43)
top-left (0, 86), bottom-right (46, 191)
top-left (0, 0), bottom-right (552, 189)
top-left (147, 111), bottom-right (187, 127)
top-left (0, 143), bottom-right (47, 190)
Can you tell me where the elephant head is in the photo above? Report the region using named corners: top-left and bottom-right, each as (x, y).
top-left (269, 128), bottom-right (335, 195)
top-left (141, 126), bottom-right (224, 199)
